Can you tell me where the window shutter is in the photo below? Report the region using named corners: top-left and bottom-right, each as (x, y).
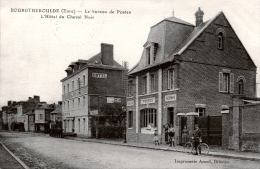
top-left (230, 73), bottom-right (234, 93)
top-left (168, 70), bottom-right (171, 89)
top-left (219, 72), bottom-right (223, 92)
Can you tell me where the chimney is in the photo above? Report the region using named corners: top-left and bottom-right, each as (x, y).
top-left (195, 7), bottom-right (204, 27)
top-left (29, 97), bottom-right (32, 100)
top-left (34, 95), bottom-right (40, 102)
top-left (58, 101), bottom-right (63, 105)
top-left (8, 101), bottom-right (12, 106)
top-left (101, 43), bottom-right (114, 65)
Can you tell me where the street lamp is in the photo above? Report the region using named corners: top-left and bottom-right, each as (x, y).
top-left (122, 106), bottom-right (127, 143)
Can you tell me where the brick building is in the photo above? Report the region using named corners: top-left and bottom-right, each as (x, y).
top-left (126, 8), bottom-right (257, 144)
top-left (61, 43), bottom-right (127, 137)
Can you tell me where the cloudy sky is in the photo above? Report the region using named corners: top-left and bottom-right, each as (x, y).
top-left (1, 0), bottom-right (259, 109)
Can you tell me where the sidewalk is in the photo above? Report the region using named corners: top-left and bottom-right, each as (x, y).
top-left (65, 136), bottom-right (260, 162)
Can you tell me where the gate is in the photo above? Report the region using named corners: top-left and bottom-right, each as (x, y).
top-left (195, 115), bottom-right (222, 146)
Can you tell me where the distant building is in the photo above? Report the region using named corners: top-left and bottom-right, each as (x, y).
top-left (61, 43), bottom-right (127, 137)
top-left (126, 8), bottom-right (257, 144)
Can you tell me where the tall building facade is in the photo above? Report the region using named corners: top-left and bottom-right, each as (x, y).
top-left (126, 8), bottom-right (257, 144)
top-left (61, 43), bottom-right (127, 136)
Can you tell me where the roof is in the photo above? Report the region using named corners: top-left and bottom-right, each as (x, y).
top-left (152, 16), bottom-right (194, 28)
top-left (87, 53), bottom-right (124, 69)
top-left (50, 104), bottom-right (62, 114)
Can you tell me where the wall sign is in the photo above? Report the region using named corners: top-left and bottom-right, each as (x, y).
top-left (114, 98), bottom-right (121, 103)
top-left (165, 94), bottom-right (176, 102)
top-left (92, 73), bottom-right (107, 78)
top-left (107, 97), bottom-right (114, 103)
top-left (127, 101), bottom-right (134, 106)
top-left (141, 97), bottom-right (155, 104)
top-left (90, 110), bottom-right (98, 115)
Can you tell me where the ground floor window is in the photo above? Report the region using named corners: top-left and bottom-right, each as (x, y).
top-left (196, 108), bottom-right (205, 116)
top-left (140, 109), bottom-right (157, 134)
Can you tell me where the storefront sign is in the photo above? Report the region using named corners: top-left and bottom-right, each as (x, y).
top-left (92, 73), bottom-right (107, 78)
top-left (165, 94), bottom-right (176, 102)
top-left (127, 101), bottom-right (134, 106)
top-left (141, 97), bottom-right (155, 104)
top-left (90, 110), bottom-right (98, 115)
top-left (107, 97), bottom-right (114, 103)
top-left (114, 98), bottom-right (121, 103)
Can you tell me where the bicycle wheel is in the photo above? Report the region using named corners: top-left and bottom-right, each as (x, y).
top-left (184, 142), bottom-right (193, 153)
top-left (198, 143), bottom-right (209, 155)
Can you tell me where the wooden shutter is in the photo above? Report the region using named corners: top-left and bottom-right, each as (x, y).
top-left (219, 72), bottom-right (223, 92)
top-left (230, 73), bottom-right (234, 93)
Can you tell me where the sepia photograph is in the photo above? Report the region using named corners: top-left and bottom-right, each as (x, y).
top-left (0, 0), bottom-right (260, 168)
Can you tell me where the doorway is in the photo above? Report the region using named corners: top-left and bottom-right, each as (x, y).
top-left (167, 107), bottom-right (174, 126)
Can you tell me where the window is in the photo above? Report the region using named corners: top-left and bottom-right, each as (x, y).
top-left (128, 111), bottom-right (133, 128)
top-left (167, 69), bottom-right (174, 89)
top-left (219, 71), bottom-right (234, 93)
top-left (140, 109), bottom-right (157, 131)
top-left (78, 119), bottom-right (80, 132)
top-left (218, 32), bottom-right (223, 50)
top-left (63, 85), bottom-right (65, 94)
top-left (150, 74), bottom-right (155, 93)
top-left (216, 28), bottom-right (226, 50)
top-left (67, 84), bottom-right (69, 93)
top-left (128, 80), bottom-right (134, 97)
top-left (67, 101), bottom-right (69, 110)
top-left (83, 96), bottom-right (85, 108)
top-left (72, 81), bottom-right (74, 91)
top-left (39, 114), bottom-right (43, 120)
top-left (83, 75), bottom-right (85, 86)
top-left (146, 47), bottom-right (151, 65)
top-left (196, 108), bottom-right (205, 116)
top-left (73, 100), bottom-right (74, 109)
top-left (238, 79), bottom-right (244, 95)
top-left (78, 98), bottom-right (80, 109)
top-left (142, 76), bottom-right (147, 94)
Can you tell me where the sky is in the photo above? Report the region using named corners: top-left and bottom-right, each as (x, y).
top-left (1, 0), bottom-right (260, 109)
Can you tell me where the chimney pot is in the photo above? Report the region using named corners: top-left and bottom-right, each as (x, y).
top-left (195, 7), bottom-right (204, 27)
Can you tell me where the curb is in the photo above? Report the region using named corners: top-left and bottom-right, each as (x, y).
top-left (0, 142), bottom-right (30, 169)
top-left (65, 137), bottom-right (260, 162)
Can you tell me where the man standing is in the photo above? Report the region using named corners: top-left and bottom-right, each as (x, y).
top-left (193, 124), bottom-right (202, 155)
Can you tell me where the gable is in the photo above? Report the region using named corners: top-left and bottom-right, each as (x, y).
top-left (181, 13), bottom-right (256, 71)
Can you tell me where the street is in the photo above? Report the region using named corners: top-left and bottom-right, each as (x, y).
top-left (0, 132), bottom-right (258, 169)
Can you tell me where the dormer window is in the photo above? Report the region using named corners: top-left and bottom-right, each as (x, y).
top-left (144, 42), bottom-right (158, 65)
top-left (146, 47), bottom-right (151, 65)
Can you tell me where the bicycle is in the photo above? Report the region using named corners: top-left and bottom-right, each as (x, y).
top-left (183, 137), bottom-right (209, 155)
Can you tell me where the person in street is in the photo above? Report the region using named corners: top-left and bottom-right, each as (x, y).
top-left (164, 123), bottom-right (169, 144)
top-left (168, 124), bottom-right (175, 147)
top-left (182, 125), bottom-right (189, 145)
top-left (153, 129), bottom-right (159, 145)
top-left (192, 124), bottom-right (202, 155)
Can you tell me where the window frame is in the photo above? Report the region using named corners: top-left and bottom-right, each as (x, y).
top-left (142, 76), bottom-right (147, 94)
top-left (167, 69), bottom-right (174, 90)
top-left (150, 74), bottom-right (155, 93)
top-left (219, 71), bottom-right (234, 93)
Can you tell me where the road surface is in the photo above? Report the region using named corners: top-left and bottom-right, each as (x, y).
top-left (0, 132), bottom-right (258, 169)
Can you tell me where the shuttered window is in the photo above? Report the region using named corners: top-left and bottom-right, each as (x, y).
top-left (219, 71), bottom-right (234, 93)
top-left (168, 69), bottom-right (174, 89)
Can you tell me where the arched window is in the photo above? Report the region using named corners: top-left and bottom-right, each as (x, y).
top-left (237, 76), bottom-right (246, 95)
top-left (218, 32), bottom-right (224, 50)
top-left (216, 28), bottom-right (226, 50)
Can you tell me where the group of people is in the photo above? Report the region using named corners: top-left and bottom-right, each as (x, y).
top-left (156, 123), bottom-right (202, 155)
